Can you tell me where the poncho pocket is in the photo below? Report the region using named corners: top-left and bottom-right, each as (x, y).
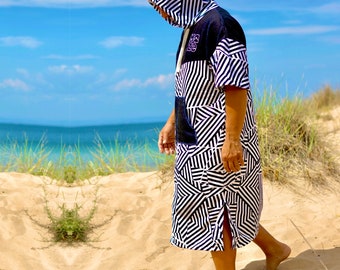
top-left (175, 97), bottom-right (198, 145)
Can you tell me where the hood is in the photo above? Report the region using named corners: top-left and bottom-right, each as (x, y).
top-left (148, 0), bottom-right (219, 28)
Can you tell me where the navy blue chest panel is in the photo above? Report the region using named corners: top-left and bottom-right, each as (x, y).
top-left (176, 7), bottom-right (246, 65)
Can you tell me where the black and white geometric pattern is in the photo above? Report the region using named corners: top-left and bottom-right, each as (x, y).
top-left (149, 0), bottom-right (263, 251)
top-left (148, 0), bottom-right (218, 28)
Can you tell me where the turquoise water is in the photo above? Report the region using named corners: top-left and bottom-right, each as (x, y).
top-left (0, 122), bottom-right (165, 167)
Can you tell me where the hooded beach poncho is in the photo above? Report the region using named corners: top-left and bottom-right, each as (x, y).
top-left (149, 0), bottom-right (263, 251)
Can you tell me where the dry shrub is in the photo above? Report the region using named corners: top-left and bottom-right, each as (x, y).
top-left (255, 87), bottom-right (339, 186)
top-left (309, 85), bottom-right (340, 110)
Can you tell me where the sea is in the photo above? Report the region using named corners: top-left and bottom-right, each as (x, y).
top-left (0, 122), bottom-right (165, 168)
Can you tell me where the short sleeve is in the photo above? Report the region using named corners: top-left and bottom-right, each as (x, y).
top-left (210, 38), bottom-right (250, 90)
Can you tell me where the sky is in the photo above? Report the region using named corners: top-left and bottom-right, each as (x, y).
top-left (0, 0), bottom-right (339, 126)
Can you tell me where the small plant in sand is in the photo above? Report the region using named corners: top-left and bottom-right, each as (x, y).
top-left (63, 166), bottom-right (78, 184)
top-left (157, 154), bottom-right (175, 183)
top-left (45, 203), bottom-right (96, 244)
top-left (27, 186), bottom-right (114, 247)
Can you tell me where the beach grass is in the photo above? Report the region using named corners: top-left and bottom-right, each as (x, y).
top-left (255, 85), bottom-right (340, 185)
top-left (0, 86), bottom-right (339, 185)
top-left (0, 132), bottom-right (172, 183)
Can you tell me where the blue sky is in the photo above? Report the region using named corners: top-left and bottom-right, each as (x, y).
top-left (0, 0), bottom-right (339, 126)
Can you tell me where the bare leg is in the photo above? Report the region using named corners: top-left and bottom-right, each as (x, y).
top-left (253, 225), bottom-right (291, 270)
top-left (211, 213), bottom-right (236, 270)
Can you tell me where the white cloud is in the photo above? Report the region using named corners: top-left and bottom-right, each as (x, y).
top-left (247, 25), bottom-right (339, 35)
top-left (283, 20), bottom-right (303, 25)
top-left (43, 54), bottom-right (99, 60)
top-left (90, 69), bottom-right (129, 88)
top-left (220, 2), bottom-right (302, 12)
top-left (144, 74), bottom-right (174, 88)
top-left (113, 73), bottom-right (174, 91)
top-left (0, 79), bottom-right (31, 91)
top-left (48, 65), bottom-right (93, 74)
top-left (310, 2), bottom-right (340, 14)
top-left (0, 36), bottom-right (42, 48)
top-left (113, 79), bottom-right (141, 91)
top-left (0, 0), bottom-right (147, 8)
top-left (222, 1), bottom-right (340, 13)
top-left (16, 68), bottom-right (30, 78)
top-left (16, 69), bottom-right (54, 89)
top-left (100, 36), bottom-right (144, 48)
top-left (321, 35), bottom-right (340, 44)
top-left (113, 68), bottom-right (128, 77)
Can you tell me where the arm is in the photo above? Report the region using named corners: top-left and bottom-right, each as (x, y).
top-left (222, 86), bottom-right (247, 172)
top-left (158, 109), bottom-right (176, 155)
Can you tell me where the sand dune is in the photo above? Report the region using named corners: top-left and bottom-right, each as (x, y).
top-left (1, 170), bottom-right (339, 270)
top-left (0, 107), bottom-right (339, 270)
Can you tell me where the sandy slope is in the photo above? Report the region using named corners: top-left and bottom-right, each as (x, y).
top-left (0, 107), bottom-right (339, 270)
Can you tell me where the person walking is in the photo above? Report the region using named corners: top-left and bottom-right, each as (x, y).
top-left (148, 0), bottom-right (291, 269)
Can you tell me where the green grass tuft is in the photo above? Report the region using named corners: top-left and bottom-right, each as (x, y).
top-left (46, 203), bottom-right (95, 243)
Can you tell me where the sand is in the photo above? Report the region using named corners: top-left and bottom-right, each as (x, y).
top-left (0, 107), bottom-right (339, 270)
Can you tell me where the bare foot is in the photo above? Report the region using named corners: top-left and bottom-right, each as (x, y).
top-left (265, 242), bottom-right (291, 270)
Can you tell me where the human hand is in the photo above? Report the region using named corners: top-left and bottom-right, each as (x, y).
top-left (221, 135), bottom-right (244, 172)
top-left (158, 123), bottom-right (176, 155)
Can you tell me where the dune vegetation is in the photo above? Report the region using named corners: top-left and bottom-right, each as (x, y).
top-left (1, 86), bottom-right (339, 245)
top-left (0, 86), bottom-right (339, 186)
top-left (255, 85), bottom-right (340, 186)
